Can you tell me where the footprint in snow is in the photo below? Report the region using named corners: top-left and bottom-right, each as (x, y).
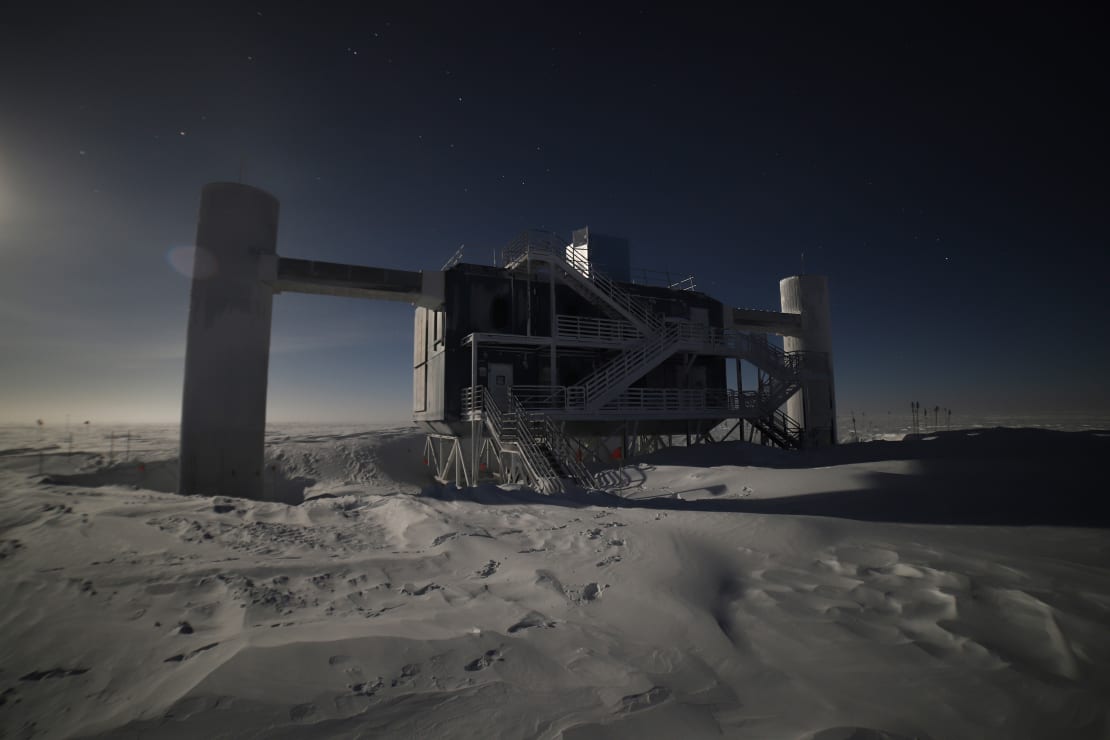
top-left (464, 649), bottom-right (504, 672)
top-left (582, 583), bottom-right (604, 601)
top-left (163, 642), bottom-right (219, 663)
top-left (620, 686), bottom-right (671, 713)
top-left (349, 677), bottom-right (384, 695)
top-left (19, 668), bottom-right (89, 681)
top-left (390, 663), bottom-right (421, 687)
top-left (507, 612), bottom-right (557, 633)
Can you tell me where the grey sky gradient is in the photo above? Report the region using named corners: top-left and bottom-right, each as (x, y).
top-left (2, 6), bottom-right (1107, 425)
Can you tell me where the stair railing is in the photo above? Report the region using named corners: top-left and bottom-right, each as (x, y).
top-left (576, 322), bottom-right (683, 410)
top-left (505, 241), bottom-right (663, 335)
top-left (536, 414), bottom-right (596, 488)
top-left (504, 392), bottom-right (562, 493)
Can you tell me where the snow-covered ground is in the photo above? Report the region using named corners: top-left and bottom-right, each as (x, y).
top-left (1, 422), bottom-right (1109, 739)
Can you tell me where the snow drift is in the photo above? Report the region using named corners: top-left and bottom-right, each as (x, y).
top-left (1, 425), bottom-right (1108, 739)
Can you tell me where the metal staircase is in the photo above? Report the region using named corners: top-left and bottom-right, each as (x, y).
top-left (743, 368), bottom-right (805, 449)
top-left (504, 241), bottom-right (662, 335)
top-left (734, 333), bottom-right (804, 384)
top-left (749, 406), bottom-right (804, 449)
top-left (566, 324), bottom-right (813, 418)
top-left (504, 240), bottom-right (690, 413)
top-left (502, 393), bottom-right (566, 493)
top-left (501, 238), bottom-right (810, 450)
top-left (469, 387), bottom-right (595, 493)
top-left (573, 323), bottom-right (684, 411)
top-left (532, 409), bottom-right (595, 487)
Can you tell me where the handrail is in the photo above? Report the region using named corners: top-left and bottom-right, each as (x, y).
top-left (600, 388), bottom-right (740, 413)
top-left (505, 243), bottom-right (824, 395)
top-left (481, 388), bottom-right (504, 441)
top-left (504, 242), bottom-right (662, 334)
top-left (630, 267), bottom-right (697, 291)
top-left (575, 322), bottom-right (681, 409)
top-left (556, 314), bottom-right (640, 343)
top-left (441, 245), bottom-right (465, 270)
top-left (536, 414), bottom-right (595, 488)
top-left (511, 385), bottom-right (587, 411)
top-left (502, 243), bottom-right (829, 388)
top-left (504, 392), bottom-right (562, 493)
top-left (469, 385), bottom-right (562, 493)
top-left (468, 385), bottom-right (593, 490)
top-left (509, 385), bottom-right (779, 417)
top-left (565, 247), bottom-right (660, 332)
top-left (750, 405), bottom-right (804, 449)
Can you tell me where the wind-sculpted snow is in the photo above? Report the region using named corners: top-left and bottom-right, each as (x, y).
top-left (0, 425), bottom-right (1108, 738)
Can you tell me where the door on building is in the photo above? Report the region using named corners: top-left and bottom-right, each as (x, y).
top-left (487, 363), bottom-right (513, 408)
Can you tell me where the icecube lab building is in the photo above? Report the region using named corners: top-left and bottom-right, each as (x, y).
top-left (179, 183), bottom-right (836, 499)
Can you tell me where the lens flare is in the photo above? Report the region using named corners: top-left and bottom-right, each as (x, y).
top-left (166, 246), bottom-right (218, 279)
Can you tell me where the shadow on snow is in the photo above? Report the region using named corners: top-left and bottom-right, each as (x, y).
top-left (425, 428), bottom-right (1110, 529)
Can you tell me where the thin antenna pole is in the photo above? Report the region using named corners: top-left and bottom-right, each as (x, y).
top-left (800, 251), bottom-right (806, 275)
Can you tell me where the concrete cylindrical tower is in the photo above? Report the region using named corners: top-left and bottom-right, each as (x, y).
top-left (179, 183), bottom-right (279, 499)
top-left (780, 275), bottom-right (837, 447)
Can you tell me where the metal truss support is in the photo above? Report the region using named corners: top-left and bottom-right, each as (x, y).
top-left (478, 436), bottom-right (503, 481)
top-left (424, 434), bottom-right (471, 488)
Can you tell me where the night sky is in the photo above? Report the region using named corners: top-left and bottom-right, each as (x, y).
top-left (1, 5), bottom-right (1107, 424)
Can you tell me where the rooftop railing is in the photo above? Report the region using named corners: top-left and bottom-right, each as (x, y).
top-left (630, 268), bottom-right (697, 291)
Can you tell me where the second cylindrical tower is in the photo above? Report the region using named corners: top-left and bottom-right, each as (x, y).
top-left (780, 275), bottom-right (837, 447)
